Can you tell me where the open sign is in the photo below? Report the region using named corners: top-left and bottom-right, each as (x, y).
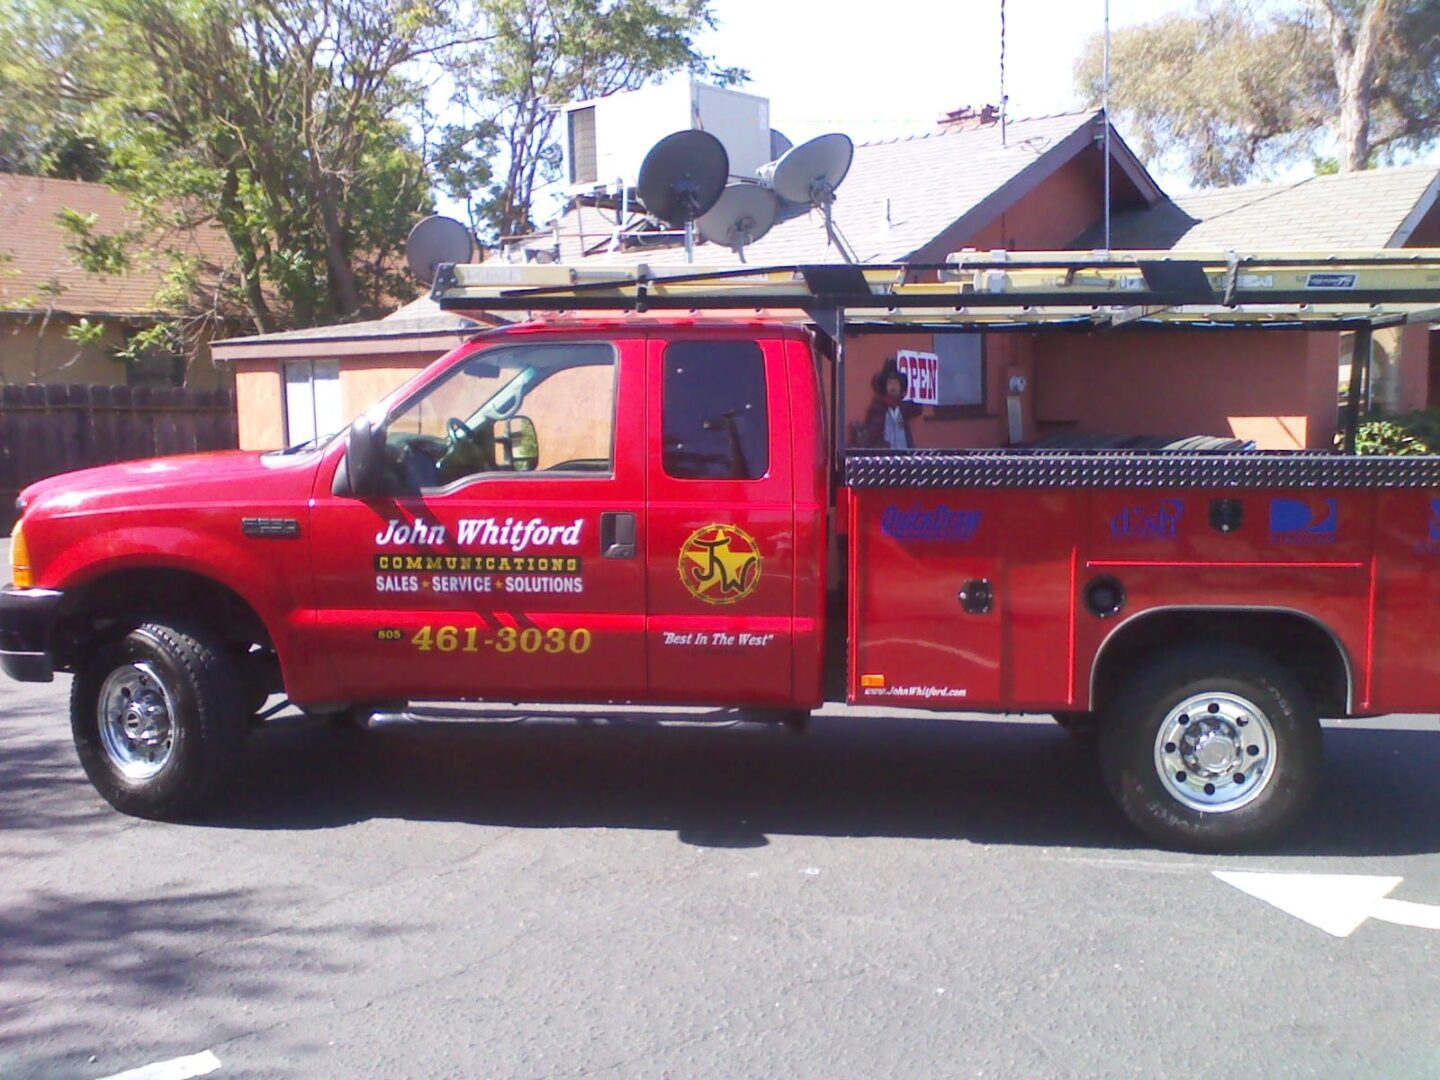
top-left (896, 350), bottom-right (940, 406)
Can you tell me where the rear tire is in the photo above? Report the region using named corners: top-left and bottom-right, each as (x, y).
top-left (1098, 644), bottom-right (1321, 852)
top-left (71, 620), bottom-right (247, 820)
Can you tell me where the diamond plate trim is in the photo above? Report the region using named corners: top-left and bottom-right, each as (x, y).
top-left (843, 450), bottom-right (1440, 489)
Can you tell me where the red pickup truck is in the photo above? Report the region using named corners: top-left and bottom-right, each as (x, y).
top-left (5, 257), bottom-right (1440, 852)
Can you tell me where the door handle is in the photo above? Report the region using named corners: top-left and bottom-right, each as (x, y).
top-left (601, 512), bottom-right (636, 559)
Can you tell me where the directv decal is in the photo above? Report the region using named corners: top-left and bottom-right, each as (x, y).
top-left (1111, 499), bottom-right (1184, 541)
top-left (1269, 497), bottom-right (1338, 545)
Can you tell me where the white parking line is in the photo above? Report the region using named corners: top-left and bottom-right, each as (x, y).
top-left (95, 1049), bottom-right (221, 1080)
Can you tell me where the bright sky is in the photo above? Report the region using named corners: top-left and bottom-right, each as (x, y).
top-left (436, 0), bottom-right (1436, 226)
top-left (696, 0), bottom-right (1189, 153)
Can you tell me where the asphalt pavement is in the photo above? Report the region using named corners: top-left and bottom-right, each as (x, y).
top-left (4, 538), bottom-right (1440, 1078)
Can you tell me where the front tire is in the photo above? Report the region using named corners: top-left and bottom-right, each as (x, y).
top-left (1098, 644), bottom-right (1321, 852)
top-left (71, 620), bottom-right (247, 820)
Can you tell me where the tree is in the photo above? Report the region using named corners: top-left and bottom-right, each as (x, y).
top-left (1, 0), bottom-right (479, 341)
top-left (441, 0), bottom-right (745, 241)
top-left (0, 3), bottom-right (108, 178)
top-left (1075, 0), bottom-right (1440, 186)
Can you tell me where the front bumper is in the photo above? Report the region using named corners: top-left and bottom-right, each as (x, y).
top-left (0, 586), bottom-right (64, 682)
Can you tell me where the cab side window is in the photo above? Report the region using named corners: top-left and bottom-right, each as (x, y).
top-left (384, 343), bottom-right (616, 491)
top-left (662, 340), bottom-right (769, 480)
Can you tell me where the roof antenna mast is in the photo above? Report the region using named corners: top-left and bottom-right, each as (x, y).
top-left (1102, 0), bottom-right (1112, 253)
top-left (1000, 0), bottom-right (1007, 147)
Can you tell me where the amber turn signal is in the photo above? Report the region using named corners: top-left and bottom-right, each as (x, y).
top-left (10, 521), bottom-right (33, 588)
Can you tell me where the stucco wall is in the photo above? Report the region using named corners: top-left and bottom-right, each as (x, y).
top-left (1034, 330), bottom-right (1338, 449)
top-left (1, 314), bottom-right (230, 389)
top-left (1, 316), bottom-right (128, 384)
top-left (234, 359), bottom-right (287, 450)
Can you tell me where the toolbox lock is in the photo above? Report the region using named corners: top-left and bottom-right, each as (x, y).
top-left (1084, 575), bottom-right (1127, 619)
top-left (958, 579), bottom-right (994, 615)
top-left (1210, 498), bottom-right (1245, 533)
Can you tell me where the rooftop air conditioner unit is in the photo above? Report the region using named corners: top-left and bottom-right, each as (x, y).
top-left (560, 78), bottom-right (771, 197)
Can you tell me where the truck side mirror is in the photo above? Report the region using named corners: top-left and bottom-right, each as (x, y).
top-left (346, 415), bottom-right (387, 495)
top-left (506, 416), bottom-right (539, 471)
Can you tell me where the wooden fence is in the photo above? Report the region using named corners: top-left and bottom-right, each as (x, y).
top-left (0, 384), bottom-right (238, 531)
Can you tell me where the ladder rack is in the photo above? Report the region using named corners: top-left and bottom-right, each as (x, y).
top-left (432, 250), bottom-right (1440, 332)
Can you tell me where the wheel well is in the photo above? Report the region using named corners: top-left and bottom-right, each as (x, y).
top-left (53, 568), bottom-right (276, 671)
top-left (1090, 609), bottom-right (1351, 718)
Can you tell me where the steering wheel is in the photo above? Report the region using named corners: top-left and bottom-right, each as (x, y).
top-left (447, 416), bottom-right (475, 444)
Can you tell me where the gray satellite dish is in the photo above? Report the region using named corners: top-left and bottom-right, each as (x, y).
top-left (766, 133), bottom-right (854, 206)
top-left (637, 129), bottom-right (729, 225)
top-left (637, 130), bottom-right (729, 261)
top-left (406, 215), bottom-right (474, 285)
top-left (697, 183), bottom-right (779, 261)
top-left (760, 133), bottom-right (856, 262)
top-left (769, 128), bottom-right (794, 160)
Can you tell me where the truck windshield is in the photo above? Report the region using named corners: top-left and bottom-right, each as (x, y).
top-left (380, 342), bottom-right (616, 492)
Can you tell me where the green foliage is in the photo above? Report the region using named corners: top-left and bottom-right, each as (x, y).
top-left (1347, 409), bottom-right (1440, 455)
top-left (1, 0), bottom-right (451, 347)
top-left (0, 1), bottom-right (106, 177)
top-left (56, 209), bottom-right (137, 276)
top-left (1076, 0), bottom-right (1440, 185)
top-left (64, 318), bottom-right (107, 348)
top-left (445, 0), bottom-right (746, 240)
top-left (0, 0), bottom-right (745, 374)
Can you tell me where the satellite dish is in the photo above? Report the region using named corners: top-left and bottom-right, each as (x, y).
top-left (637, 129), bottom-right (729, 226)
top-left (766, 133), bottom-right (854, 206)
top-left (406, 215), bottom-right (473, 285)
top-left (760, 133), bottom-right (856, 263)
top-left (769, 129), bottom-right (794, 160)
top-left (697, 183), bottom-right (779, 261)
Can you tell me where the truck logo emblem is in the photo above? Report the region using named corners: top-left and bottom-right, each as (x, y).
top-left (1269, 497), bottom-right (1338, 545)
top-left (678, 524), bottom-right (762, 605)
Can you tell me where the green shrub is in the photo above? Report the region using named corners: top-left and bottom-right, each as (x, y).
top-left (1346, 408), bottom-right (1440, 455)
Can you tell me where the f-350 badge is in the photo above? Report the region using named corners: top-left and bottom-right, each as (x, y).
top-left (678, 524), bottom-right (762, 605)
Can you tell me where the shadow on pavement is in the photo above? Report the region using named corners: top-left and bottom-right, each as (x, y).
top-left (0, 689), bottom-right (111, 840)
top-left (0, 883), bottom-right (363, 1080)
top-left (207, 710), bottom-right (1440, 856)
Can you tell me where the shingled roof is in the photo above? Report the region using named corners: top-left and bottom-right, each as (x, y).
top-left (0, 174), bottom-right (238, 318)
top-left (544, 111), bottom-right (1161, 268)
top-left (1075, 164), bottom-right (1440, 251)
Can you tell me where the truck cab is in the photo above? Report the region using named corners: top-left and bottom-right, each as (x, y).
top-left (2, 319), bottom-right (831, 823)
top-left (309, 319), bottom-right (828, 710)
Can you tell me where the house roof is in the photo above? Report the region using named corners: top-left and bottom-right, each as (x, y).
top-left (1076, 164), bottom-right (1440, 251)
top-left (0, 173), bottom-right (239, 319)
top-left (210, 294), bottom-right (496, 361)
top-left (542, 111), bottom-right (1161, 269)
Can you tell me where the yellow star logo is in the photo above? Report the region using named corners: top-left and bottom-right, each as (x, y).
top-left (678, 524), bottom-right (761, 604)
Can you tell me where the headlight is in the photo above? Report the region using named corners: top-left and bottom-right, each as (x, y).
top-left (9, 521), bottom-right (33, 588)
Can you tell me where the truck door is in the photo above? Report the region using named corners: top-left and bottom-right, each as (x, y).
top-left (308, 337), bottom-right (647, 703)
top-left (645, 334), bottom-right (796, 705)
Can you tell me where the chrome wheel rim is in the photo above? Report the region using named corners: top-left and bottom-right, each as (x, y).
top-left (1152, 691), bottom-right (1277, 813)
top-left (98, 662), bottom-right (177, 780)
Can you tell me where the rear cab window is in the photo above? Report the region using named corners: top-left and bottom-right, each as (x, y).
top-left (662, 340), bottom-right (769, 481)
